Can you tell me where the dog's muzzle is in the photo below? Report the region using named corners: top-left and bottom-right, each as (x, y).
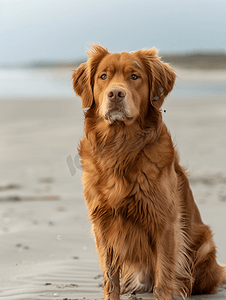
top-left (104, 87), bottom-right (132, 123)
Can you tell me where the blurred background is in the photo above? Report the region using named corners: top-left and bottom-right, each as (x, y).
top-left (0, 0), bottom-right (226, 298)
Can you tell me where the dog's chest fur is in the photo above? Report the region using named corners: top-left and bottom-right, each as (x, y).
top-left (80, 123), bottom-right (179, 254)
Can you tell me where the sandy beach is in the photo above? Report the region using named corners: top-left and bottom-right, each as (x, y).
top-left (0, 66), bottom-right (226, 299)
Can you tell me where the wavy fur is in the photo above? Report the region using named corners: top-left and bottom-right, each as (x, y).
top-left (72, 45), bottom-right (226, 300)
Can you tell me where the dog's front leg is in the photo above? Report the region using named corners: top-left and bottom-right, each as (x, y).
top-left (154, 229), bottom-right (176, 300)
top-left (103, 248), bottom-right (120, 300)
top-left (104, 268), bottom-right (120, 300)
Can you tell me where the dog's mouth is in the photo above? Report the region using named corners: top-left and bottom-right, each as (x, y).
top-left (104, 108), bottom-right (132, 124)
top-left (104, 102), bottom-right (132, 124)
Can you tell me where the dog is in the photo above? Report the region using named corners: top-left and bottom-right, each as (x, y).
top-left (72, 44), bottom-right (226, 300)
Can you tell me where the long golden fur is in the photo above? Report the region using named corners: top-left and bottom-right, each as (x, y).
top-left (72, 45), bottom-right (226, 300)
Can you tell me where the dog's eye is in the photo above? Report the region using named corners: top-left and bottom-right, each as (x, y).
top-left (100, 74), bottom-right (107, 80)
top-left (131, 74), bottom-right (139, 80)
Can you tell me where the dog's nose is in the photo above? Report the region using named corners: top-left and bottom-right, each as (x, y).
top-left (107, 88), bottom-right (126, 102)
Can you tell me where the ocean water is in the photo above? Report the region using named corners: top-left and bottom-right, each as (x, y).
top-left (0, 68), bottom-right (226, 99)
top-left (173, 82), bottom-right (226, 96)
top-left (0, 68), bottom-right (74, 98)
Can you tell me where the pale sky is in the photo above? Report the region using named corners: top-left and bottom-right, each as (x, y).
top-left (1, 0), bottom-right (226, 64)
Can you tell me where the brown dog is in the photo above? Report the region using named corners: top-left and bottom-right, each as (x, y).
top-left (72, 45), bottom-right (226, 300)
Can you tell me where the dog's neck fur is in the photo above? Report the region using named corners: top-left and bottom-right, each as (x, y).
top-left (85, 104), bottom-right (161, 151)
top-left (82, 104), bottom-right (174, 184)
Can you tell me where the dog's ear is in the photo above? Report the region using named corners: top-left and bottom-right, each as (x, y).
top-left (72, 62), bottom-right (92, 108)
top-left (138, 48), bottom-right (176, 109)
top-left (72, 44), bottom-right (109, 108)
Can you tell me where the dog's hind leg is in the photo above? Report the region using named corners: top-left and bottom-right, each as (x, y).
top-left (192, 225), bottom-right (224, 295)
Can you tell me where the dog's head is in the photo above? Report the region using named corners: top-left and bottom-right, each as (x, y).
top-left (72, 45), bottom-right (176, 125)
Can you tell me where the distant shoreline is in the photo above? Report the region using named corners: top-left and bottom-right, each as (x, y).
top-left (1, 52), bottom-right (226, 70)
top-left (162, 52), bottom-right (226, 70)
